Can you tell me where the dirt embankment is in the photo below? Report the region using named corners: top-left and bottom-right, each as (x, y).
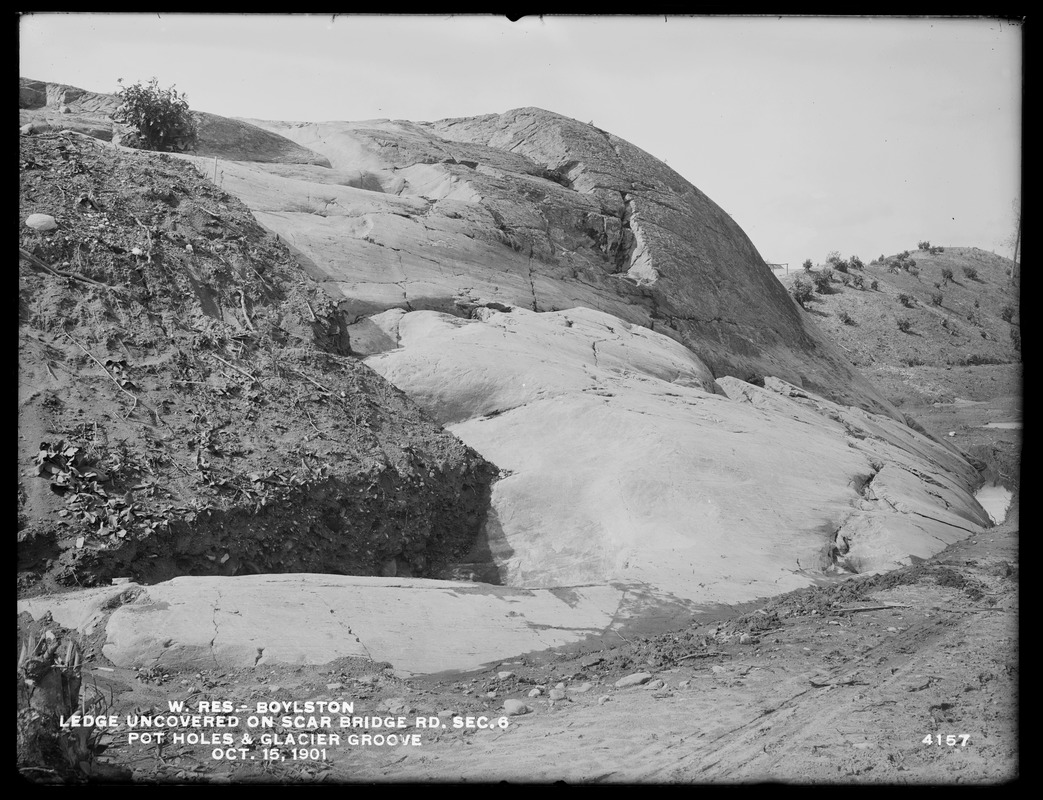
top-left (18, 133), bottom-right (498, 594)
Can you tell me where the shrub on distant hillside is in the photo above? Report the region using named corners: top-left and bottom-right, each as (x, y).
top-left (852, 274), bottom-right (865, 289)
top-left (898, 293), bottom-right (915, 308)
top-left (837, 309), bottom-right (854, 325)
top-left (963, 266), bottom-right (978, 280)
top-left (1000, 303), bottom-right (1016, 323)
top-left (941, 267), bottom-right (954, 285)
top-left (802, 259), bottom-right (814, 272)
top-left (814, 268), bottom-right (833, 293)
top-left (930, 291), bottom-right (943, 306)
top-left (886, 260), bottom-right (901, 275)
top-left (870, 279), bottom-right (879, 290)
top-left (825, 251), bottom-right (850, 273)
top-left (112, 77), bottom-right (198, 153)
top-left (930, 246), bottom-right (945, 254)
top-left (849, 255), bottom-right (864, 270)
top-left (896, 317), bottom-right (913, 333)
top-left (791, 275), bottom-right (814, 308)
top-left (918, 240), bottom-right (931, 251)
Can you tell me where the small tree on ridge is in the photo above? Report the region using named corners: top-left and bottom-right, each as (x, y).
top-left (112, 77), bottom-right (198, 153)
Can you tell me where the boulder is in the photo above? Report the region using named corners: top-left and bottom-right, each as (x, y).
top-left (25, 213), bottom-right (57, 232)
top-left (615, 672), bottom-right (653, 688)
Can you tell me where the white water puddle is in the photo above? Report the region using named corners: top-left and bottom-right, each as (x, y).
top-left (981, 421), bottom-right (1022, 430)
top-left (975, 483), bottom-right (1013, 525)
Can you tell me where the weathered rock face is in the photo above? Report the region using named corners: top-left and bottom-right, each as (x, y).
top-left (19, 88), bottom-right (994, 678)
top-left (18, 577), bottom-right (629, 676)
top-left (232, 108), bottom-right (896, 415)
top-left (21, 305), bottom-right (992, 676)
top-left (363, 305), bottom-right (989, 602)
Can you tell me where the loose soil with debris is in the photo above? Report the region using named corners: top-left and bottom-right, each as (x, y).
top-left (18, 133), bottom-right (498, 595)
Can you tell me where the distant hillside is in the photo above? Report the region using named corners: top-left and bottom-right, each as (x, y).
top-left (778, 247), bottom-right (1020, 372)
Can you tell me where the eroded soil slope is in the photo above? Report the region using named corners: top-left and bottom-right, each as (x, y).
top-left (18, 132), bottom-right (497, 594)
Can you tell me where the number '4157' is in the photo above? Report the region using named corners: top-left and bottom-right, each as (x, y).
top-left (923, 734), bottom-right (970, 746)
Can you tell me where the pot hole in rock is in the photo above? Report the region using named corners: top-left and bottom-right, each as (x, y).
top-left (974, 483), bottom-right (1013, 526)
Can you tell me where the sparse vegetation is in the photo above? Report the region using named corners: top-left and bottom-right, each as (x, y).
top-left (813, 268), bottom-right (833, 293)
top-left (111, 77), bottom-right (198, 153)
top-left (802, 259), bottom-right (813, 272)
top-left (17, 627), bottom-right (114, 778)
top-left (791, 275), bottom-right (814, 308)
top-left (963, 266), bottom-right (978, 280)
top-left (787, 242), bottom-right (1016, 371)
top-left (948, 353), bottom-right (1008, 366)
top-left (916, 241), bottom-right (945, 255)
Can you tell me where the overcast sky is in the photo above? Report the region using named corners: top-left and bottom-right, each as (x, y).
top-left (20, 13), bottom-right (1022, 269)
